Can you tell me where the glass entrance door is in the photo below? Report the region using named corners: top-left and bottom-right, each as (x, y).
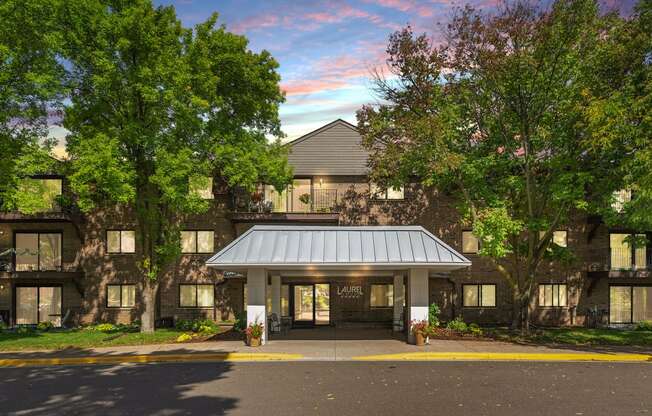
top-left (292, 284), bottom-right (330, 326)
top-left (15, 286), bottom-right (62, 326)
top-left (294, 285), bottom-right (314, 324)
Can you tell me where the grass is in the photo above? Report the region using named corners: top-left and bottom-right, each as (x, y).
top-left (0, 328), bottom-right (215, 351)
top-left (488, 327), bottom-right (652, 346)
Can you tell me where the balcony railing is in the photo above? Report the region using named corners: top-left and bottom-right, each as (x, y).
top-left (609, 247), bottom-right (650, 271)
top-left (233, 188), bottom-right (339, 213)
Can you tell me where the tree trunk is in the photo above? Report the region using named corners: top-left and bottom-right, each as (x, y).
top-left (140, 280), bottom-right (158, 333)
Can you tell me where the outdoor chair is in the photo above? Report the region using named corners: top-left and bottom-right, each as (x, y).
top-left (268, 313), bottom-right (281, 334)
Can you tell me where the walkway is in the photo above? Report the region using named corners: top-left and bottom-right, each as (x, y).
top-left (1, 328), bottom-right (651, 366)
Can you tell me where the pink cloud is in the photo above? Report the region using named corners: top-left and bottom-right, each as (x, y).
top-left (231, 14), bottom-right (280, 33)
top-left (282, 79), bottom-right (349, 96)
top-left (365, 0), bottom-right (436, 18)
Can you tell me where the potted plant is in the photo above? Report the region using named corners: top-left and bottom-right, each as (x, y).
top-left (245, 321), bottom-right (264, 347)
top-left (299, 193), bottom-right (311, 212)
top-left (410, 320), bottom-right (431, 346)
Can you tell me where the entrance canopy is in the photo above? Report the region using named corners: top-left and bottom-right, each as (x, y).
top-left (206, 225), bottom-right (470, 272)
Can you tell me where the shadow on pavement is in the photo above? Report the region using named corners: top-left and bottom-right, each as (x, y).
top-left (0, 360), bottom-right (238, 415)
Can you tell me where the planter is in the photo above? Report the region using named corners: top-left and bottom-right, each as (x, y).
top-left (248, 336), bottom-right (261, 347)
top-left (414, 332), bottom-right (426, 346)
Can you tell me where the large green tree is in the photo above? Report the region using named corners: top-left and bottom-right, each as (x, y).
top-left (62, 0), bottom-right (291, 331)
top-left (358, 0), bottom-right (623, 330)
top-left (583, 0), bottom-right (652, 230)
top-left (0, 0), bottom-right (65, 213)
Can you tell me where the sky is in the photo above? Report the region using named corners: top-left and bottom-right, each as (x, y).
top-left (50, 0), bottom-right (636, 155)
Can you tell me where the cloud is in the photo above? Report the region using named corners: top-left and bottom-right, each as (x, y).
top-left (365, 0), bottom-right (436, 17)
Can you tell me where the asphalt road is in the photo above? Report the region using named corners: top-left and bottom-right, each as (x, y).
top-left (1, 361), bottom-right (650, 415)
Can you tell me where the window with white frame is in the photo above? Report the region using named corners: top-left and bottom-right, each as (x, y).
top-left (370, 183), bottom-right (404, 200)
top-left (463, 284), bottom-right (496, 307)
top-left (107, 230), bottom-right (135, 253)
top-left (538, 284), bottom-right (567, 307)
top-left (179, 284), bottom-right (214, 308)
top-left (181, 230), bottom-right (214, 254)
top-left (370, 284), bottom-right (394, 307)
top-left (107, 284), bottom-right (136, 308)
top-left (462, 231), bottom-right (480, 254)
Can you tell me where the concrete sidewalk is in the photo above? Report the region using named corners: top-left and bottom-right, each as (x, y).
top-left (1, 337), bottom-right (651, 366)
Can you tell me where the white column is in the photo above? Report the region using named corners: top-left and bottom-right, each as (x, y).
top-left (270, 274), bottom-right (281, 317)
top-left (393, 273), bottom-right (405, 332)
top-left (407, 268), bottom-right (429, 343)
top-left (246, 268), bottom-right (268, 345)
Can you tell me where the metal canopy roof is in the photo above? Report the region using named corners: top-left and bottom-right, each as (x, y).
top-left (206, 225), bottom-right (471, 271)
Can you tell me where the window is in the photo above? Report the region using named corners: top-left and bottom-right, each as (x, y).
top-left (18, 178), bottom-right (62, 212)
top-left (370, 183), bottom-right (404, 200)
top-left (539, 230), bottom-right (568, 247)
top-left (370, 284), bottom-right (394, 307)
top-left (610, 286), bottom-right (652, 324)
top-left (281, 284), bottom-right (289, 316)
top-left (264, 185), bottom-right (288, 212)
top-left (610, 233), bottom-right (647, 270)
top-left (190, 176), bottom-right (213, 199)
top-left (611, 189), bottom-right (631, 213)
top-left (462, 231), bottom-right (480, 254)
top-left (181, 230), bottom-right (214, 254)
top-left (463, 284), bottom-right (496, 307)
top-left (538, 284), bottom-right (567, 307)
top-left (107, 230), bottom-right (135, 254)
top-left (15, 232), bottom-right (62, 271)
top-left (179, 284), bottom-right (214, 308)
top-left (107, 284), bottom-right (136, 308)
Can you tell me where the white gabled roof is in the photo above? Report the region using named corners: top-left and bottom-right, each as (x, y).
top-left (206, 225), bottom-right (471, 271)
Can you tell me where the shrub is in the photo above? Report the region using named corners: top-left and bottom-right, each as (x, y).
top-left (37, 321), bottom-right (54, 332)
top-left (94, 323), bottom-right (119, 333)
top-left (176, 333), bottom-right (193, 343)
top-left (468, 323), bottom-right (483, 336)
top-left (16, 325), bottom-right (34, 335)
top-left (428, 303), bottom-right (441, 327)
top-left (233, 312), bottom-right (247, 332)
top-left (635, 320), bottom-right (652, 331)
top-left (446, 317), bottom-right (468, 333)
top-left (175, 318), bottom-right (218, 333)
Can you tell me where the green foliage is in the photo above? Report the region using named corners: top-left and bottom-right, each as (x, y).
top-left (233, 312), bottom-right (247, 332)
top-left (446, 317), bottom-right (468, 333)
top-left (0, 0), bottom-right (66, 211)
top-left (16, 325), bottom-right (34, 335)
top-left (84, 322), bottom-right (140, 333)
top-left (36, 321), bottom-right (54, 332)
top-left (357, 0), bottom-right (634, 329)
top-left (175, 318), bottom-right (218, 333)
top-left (245, 321), bottom-right (264, 338)
top-left (428, 303), bottom-right (441, 327)
top-left (468, 323), bottom-right (483, 337)
top-left (176, 333), bottom-right (193, 343)
top-left (635, 321), bottom-right (652, 331)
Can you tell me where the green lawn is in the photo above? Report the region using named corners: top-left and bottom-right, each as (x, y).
top-left (488, 327), bottom-right (652, 346)
top-left (0, 328), bottom-right (195, 351)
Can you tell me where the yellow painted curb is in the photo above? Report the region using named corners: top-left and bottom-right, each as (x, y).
top-left (352, 352), bottom-right (652, 362)
top-left (0, 352), bottom-right (304, 368)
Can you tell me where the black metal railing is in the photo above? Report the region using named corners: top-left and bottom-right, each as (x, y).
top-left (232, 188), bottom-right (338, 213)
top-left (609, 247), bottom-right (651, 271)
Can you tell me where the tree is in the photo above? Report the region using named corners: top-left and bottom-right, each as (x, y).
top-left (62, 0), bottom-right (291, 332)
top-left (582, 0), bottom-right (652, 231)
top-left (357, 0), bottom-right (618, 330)
top-left (0, 0), bottom-right (65, 213)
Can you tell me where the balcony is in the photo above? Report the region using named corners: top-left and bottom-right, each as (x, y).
top-left (587, 247), bottom-right (651, 278)
top-left (230, 188), bottom-right (340, 223)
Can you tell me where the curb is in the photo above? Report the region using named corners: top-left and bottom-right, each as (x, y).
top-left (0, 352), bottom-right (304, 368)
top-left (351, 352), bottom-right (652, 362)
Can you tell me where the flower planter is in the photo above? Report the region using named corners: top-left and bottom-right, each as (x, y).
top-left (248, 336), bottom-right (261, 347)
top-left (414, 332), bottom-right (426, 346)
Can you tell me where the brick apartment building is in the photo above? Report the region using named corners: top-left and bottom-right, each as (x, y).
top-left (1, 119), bottom-right (650, 331)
